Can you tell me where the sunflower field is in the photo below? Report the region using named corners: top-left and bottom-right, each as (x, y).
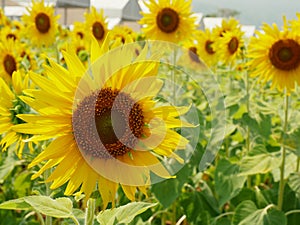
top-left (0, 0), bottom-right (300, 224)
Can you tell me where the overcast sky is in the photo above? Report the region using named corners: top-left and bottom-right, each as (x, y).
top-left (191, 0), bottom-right (300, 28)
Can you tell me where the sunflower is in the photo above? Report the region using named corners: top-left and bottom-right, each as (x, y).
top-left (60, 38), bottom-right (90, 65)
top-left (214, 29), bottom-right (245, 66)
top-left (197, 28), bottom-right (218, 68)
top-left (10, 20), bottom-right (25, 31)
top-left (0, 71), bottom-right (33, 158)
top-left (73, 39), bottom-right (90, 62)
top-left (139, 0), bottom-right (197, 43)
top-left (289, 13), bottom-right (300, 32)
top-left (84, 7), bottom-right (108, 45)
top-left (0, 26), bottom-right (20, 42)
top-left (57, 24), bottom-right (70, 42)
top-left (13, 36), bottom-right (193, 207)
top-left (71, 21), bottom-right (87, 41)
top-left (0, 39), bottom-right (22, 84)
top-left (19, 44), bottom-right (39, 72)
top-left (212, 17), bottom-right (241, 38)
top-left (247, 23), bottom-right (300, 92)
top-left (177, 40), bottom-right (205, 70)
top-left (110, 25), bottom-right (136, 44)
top-left (21, 0), bottom-right (59, 47)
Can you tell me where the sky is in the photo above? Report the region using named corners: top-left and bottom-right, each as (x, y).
top-left (10, 0), bottom-right (300, 29)
top-left (191, 0), bottom-right (300, 28)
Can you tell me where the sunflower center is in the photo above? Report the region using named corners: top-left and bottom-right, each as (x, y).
top-left (156, 8), bottom-right (179, 33)
top-left (77, 31), bottom-right (84, 39)
top-left (92, 22), bottom-right (105, 40)
top-left (228, 37), bottom-right (239, 54)
top-left (95, 110), bottom-right (127, 145)
top-left (269, 39), bottom-right (300, 71)
top-left (76, 46), bottom-right (85, 55)
top-left (35, 12), bottom-right (51, 33)
top-left (188, 47), bottom-right (200, 63)
top-left (7, 33), bottom-right (17, 40)
top-left (205, 40), bottom-right (215, 54)
top-left (73, 87), bottom-right (144, 158)
top-left (4, 54), bottom-right (16, 76)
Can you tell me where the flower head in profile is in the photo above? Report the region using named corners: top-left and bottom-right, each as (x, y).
top-left (10, 20), bottom-right (25, 31)
top-left (0, 71), bottom-right (33, 158)
top-left (177, 40), bottom-right (205, 70)
top-left (0, 39), bottom-right (22, 83)
top-left (13, 36), bottom-right (193, 208)
top-left (19, 44), bottom-right (39, 72)
top-left (212, 17), bottom-right (241, 38)
top-left (247, 23), bottom-right (300, 92)
top-left (84, 7), bottom-right (108, 45)
top-left (71, 21), bottom-right (87, 41)
top-left (197, 29), bottom-right (218, 68)
top-left (139, 0), bottom-right (197, 43)
top-left (214, 29), bottom-right (245, 66)
top-left (110, 25), bottom-right (136, 44)
top-left (0, 26), bottom-right (20, 42)
top-left (22, 0), bottom-right (59, 47)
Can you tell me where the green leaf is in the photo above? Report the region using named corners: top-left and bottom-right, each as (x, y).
top-left (239, 205), bottom-right (287, 225)
top-left (198, 211), bottom-right (211, 225)
top-left (151, 164), bottom-right (191, 208)
top-left (97, 202), bottom-right (157, 225)
top-left (224, 124), bottom-right (237, 137)
top-left (231, 188), bottom-right (256, 207)
top-left (13, 171), bottom-right (32, 197)
top-left (135, 218), bottom-right (151, 225)
top-left (0, 198), bottom-right (32, 210)
top-left (241, 113), bottom-right (272, 140)
top-left (239, 152), bottom-right (281, 176)
top-left (272, 152), bottom-right (298, 182)
top-left (232, 200), bottom-right (257, 225)
top-left (233, 104), bottom-right (247, 119)
top-left (72, 208), bottom-right (85, 219)
top-left (288, 172), bottom-right (300, 194)
top-left (215, 159), bottom-right (246, 207)
top-left (0, 153), bottom-right (22, 183)
top-left (255, 188), bottom-right (269, 209)
top-left (286, 128), bottom-right (300, 156)
top-left (215, 217), bottom-right (231, 225)
top-left (198, 181), bottom-right (220, 214)
top-left (24, 196), bottom-right (73, 218)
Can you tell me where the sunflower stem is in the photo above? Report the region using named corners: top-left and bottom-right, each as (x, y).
top-left (171, 202), bottom-right (177, 225)
top-left (84, 198), bottom-right (96, 225)
top-left (277, 91), bottom-right (289, 211)
top-left (44, 169), bottom-right (52, 225)
top-left (285, 209), bottom-right (300, 217)
top-left (245, 70), bottom-right (251, 188)
top-left (70, 216), bottom-right (81, 225)
top-left (172, 48), bottom-right (177, 105)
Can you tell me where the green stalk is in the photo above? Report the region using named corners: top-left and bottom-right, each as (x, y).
top-left (85, 198), bottom-right (96, 225)
top-left (285, 209), bottom-right (300, 216)
top-left (172, 48), bottom-right (177, 105)
top-left (44, 169), bottom-right (52, 225)
top-left (277, 91), bottom-right (289, 211)
top-left (70, 216), bottom-right (81, 225)
top-left (172, 202), bottom-right (177, 225)
top-left (245, 71), bottom-right (251, 188)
